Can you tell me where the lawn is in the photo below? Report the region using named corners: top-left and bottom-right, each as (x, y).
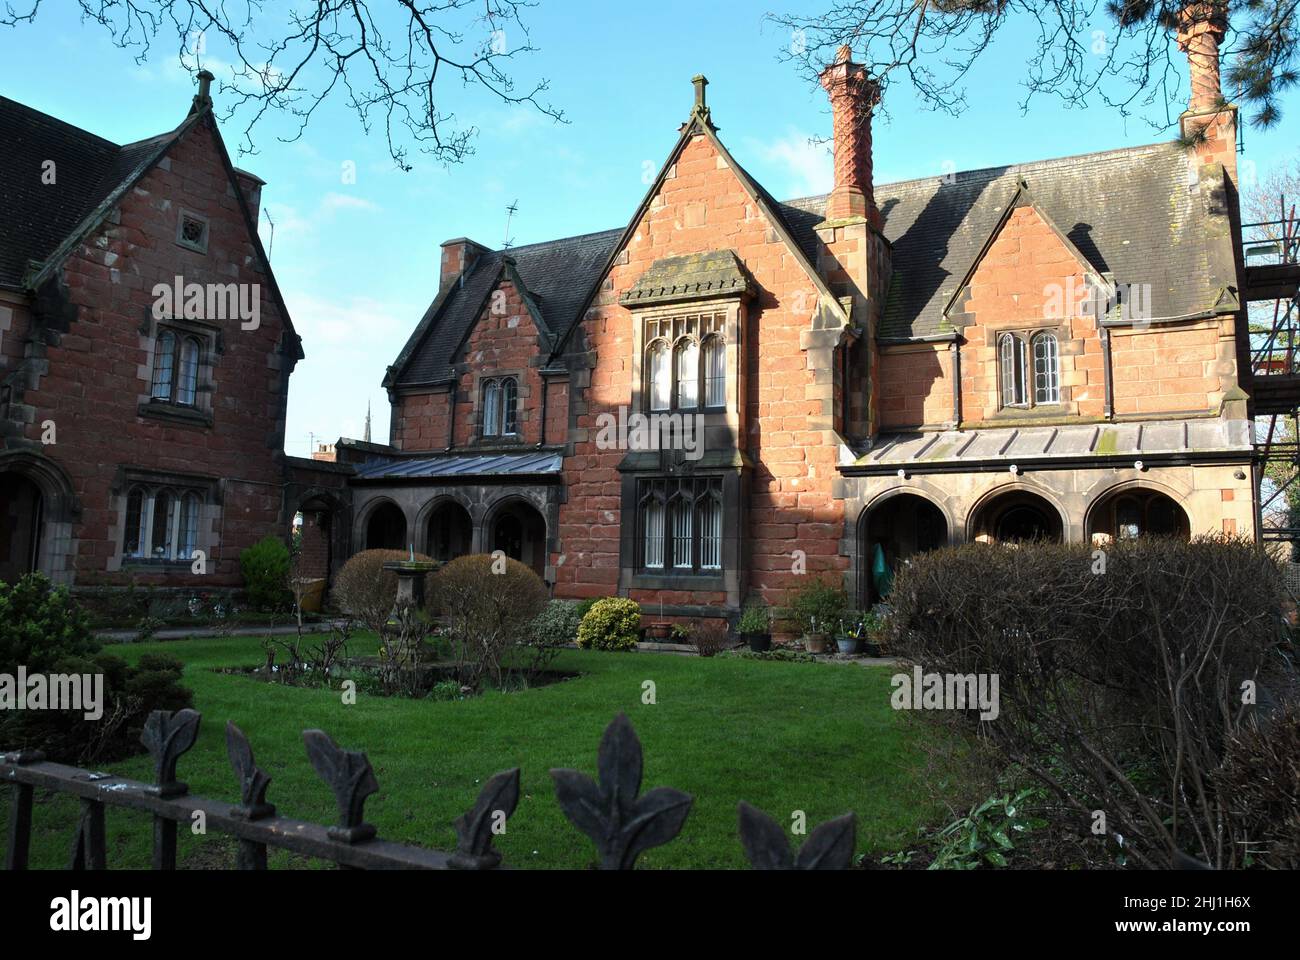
top-left (1, 635), bottom-right (941, 869)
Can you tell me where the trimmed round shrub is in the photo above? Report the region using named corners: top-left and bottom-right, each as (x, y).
top-left (430, 554), bottom-right (550, 689)
top-left (529, 599), bottom-right (583, 647)
top-left (576, 598), bottom-right (641, 651)
top-left (333, 549), bottom-right (438, 632)
top-left (240, 535), bottom-right (292, 612)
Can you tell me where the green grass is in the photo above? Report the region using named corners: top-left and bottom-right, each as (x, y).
top-left (2, 635), bottom-right (941, 869)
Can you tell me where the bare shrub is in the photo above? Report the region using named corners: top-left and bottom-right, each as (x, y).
top-left (886, 535), bottom-right (1290, 869)
top-left (1214, 700), bottom-right (1300, 869)
top-left (430, 554), bottom-right (549, 691)
top-left (689, 620), bottom-right (731, 658)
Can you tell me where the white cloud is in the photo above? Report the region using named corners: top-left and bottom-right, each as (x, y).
top-left (753, 128), bottom-right (833, 198)
top-left (320, 192), bottom-right (381, 214)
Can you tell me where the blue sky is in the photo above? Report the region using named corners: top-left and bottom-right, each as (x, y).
top-left (2, 1), bottom-right (1296, 456)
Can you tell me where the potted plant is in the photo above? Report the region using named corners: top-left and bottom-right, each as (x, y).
top-left (645, 599), bottom-right (673, 641)
top-left (643, 621), bottom-right (672, 641)
top-left (863, 606), bottom-right (889, 657)
top-left (835, 612), bottom-right (864, 655)
top-left (737, 601), bottom-right (772, 652)
top-left (787, 578), bottom-right (847, 655)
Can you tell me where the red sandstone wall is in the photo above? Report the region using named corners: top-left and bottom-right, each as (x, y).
top-left (553, 133), bottom-right (849, 608)
top-left (14, 119), bottom-right (291, 587)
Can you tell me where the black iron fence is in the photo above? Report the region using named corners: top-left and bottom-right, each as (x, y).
top-left (3, 711), bottom-right (856, 870)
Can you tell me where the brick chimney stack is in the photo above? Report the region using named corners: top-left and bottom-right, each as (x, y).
top-left (1175, 2), bottom-right (1236, 182)
top-left (1177, 1), bottom-right (1228, 112)
top-left (819, 45), bottom-right (880, 226)
top-left (440, 237), bottom-right (490, 291)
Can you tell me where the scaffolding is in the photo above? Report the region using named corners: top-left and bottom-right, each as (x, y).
top-left (1246, 199), bottom-right (1300, 543)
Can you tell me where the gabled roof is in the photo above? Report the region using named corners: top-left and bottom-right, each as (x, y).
top-left (387, 227), bottom-right (621, 388)
top-left (389, 131), bottom-right (1230, 379)
top-left (389, 106), bottom-right (850, 390)
top-left (0, 95), bottom-right (301, 360)
top-left (939, 178), bottom-right (1114, 328)
top-left (0, 97), bottom-right (193, 290)
top-left (784, 141), bottom-right (1224, 341)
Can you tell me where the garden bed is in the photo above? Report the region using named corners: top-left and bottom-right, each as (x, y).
top-left (214, 658), bottom-right (581, 698)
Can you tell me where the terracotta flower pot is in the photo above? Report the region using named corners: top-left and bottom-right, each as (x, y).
top-left (804, 633), bottom-right (829, 654)
top-left (644, 622), bottom-right (672, 641)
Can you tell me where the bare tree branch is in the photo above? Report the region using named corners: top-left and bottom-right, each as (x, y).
top-left (0, 0), bottom-right (566, 169)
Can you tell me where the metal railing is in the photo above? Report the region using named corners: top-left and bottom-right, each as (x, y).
top-left (3, 711), bottom-right (856, 871)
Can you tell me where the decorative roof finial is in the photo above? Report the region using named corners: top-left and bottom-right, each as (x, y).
top-left (691, 75), bottom-right (711, 124)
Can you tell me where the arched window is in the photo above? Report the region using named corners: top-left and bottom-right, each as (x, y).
top-left (179, 493), bottom-right (202, 558)
top-left (648, 341), bottom-right (671, 412)
top-left (481, 377), bottom-right (518, 438)
top-left (640, 488), bottom-right (665, 569)
top-left (999, 332), bottom-right (1027, 407)
top-left (501, 378), bottom-right (518, 435)
top-left (642, 312), bottom-right (727, 413)
top-left (177, 337), bottom-right (201, 406)
top-left (636, 476), bottom-right (724, 574)
top-left (698, 487), bottom-right (722, 569)
top-left (1032, 332), bottom-right (1060, 404)
top-left (675, 339), bottom-right (699, 410)
top-left (483, 380), bottom-right (502, 437)
top-left (120, 483), bottom-right (207, 562)
top-left (703, 335), bottom-right (725, 408)
top-left (151, 331), bottom-right (176, 400)
top-left (150, 489), bottom-right (176, 559)
top-left (669, 491), bottom-right (693, 568)
top-left (124, 487), bottom-right (146, 557)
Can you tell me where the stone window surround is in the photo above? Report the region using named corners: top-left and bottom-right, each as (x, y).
top-left (107, 467), bottom-right (222, 573)
top-left (176, 207), bottom-right (210, 254)
top-left (465, 369), bottom-right (526, 446)
top-left (986, 320), bottom-right (1070, 418)
top-left (617, 465), bottom-right (747, 607)
top-left (618, 296), bottom-right (750, 607)
top-left (137, 315), bottom-right (221, 427)
top-left (629, 298), bottom-right (747, 443)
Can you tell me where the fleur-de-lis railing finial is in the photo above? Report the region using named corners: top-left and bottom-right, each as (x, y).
top-left (737, 801), bottom-right (856, 869)
top-left (450, 768), bottom-right (520, 869)
top-left (303, 729), bottom-right (379, 843)
top-left (140, 708), bottom-right (201, 798)
top-left (226, 722), bottom-right (275, 819)
top-left (550, 713), bottom-right (693, 870)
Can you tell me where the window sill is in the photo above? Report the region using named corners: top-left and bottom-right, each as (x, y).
top-left (138, 401), bottom-right (213, 428)
top-left (121, 559), bottom-right (196, 571)
top-left (631, 571), bottom-right (726, 590)
top-left (990, 404), bottom-right (1067, 420)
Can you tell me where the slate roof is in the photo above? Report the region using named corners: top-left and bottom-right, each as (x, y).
top-left (390, 228), bottom-right (621, 386)
top-left (354, 451), bottom-right (563, 481)
top-left (781, 142), bottom-right (1217, 340)
top-left (0, 97), bottom-right (188, 290)
top-left (390, 139), bottom-right (1227, 382)
top-left (852, 418), bottom-right (1253, 471)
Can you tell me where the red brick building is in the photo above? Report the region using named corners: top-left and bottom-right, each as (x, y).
top-left (373, 31), bottom-right (1256, 624)
top-left (0, 73), bottom-right (309, 591)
